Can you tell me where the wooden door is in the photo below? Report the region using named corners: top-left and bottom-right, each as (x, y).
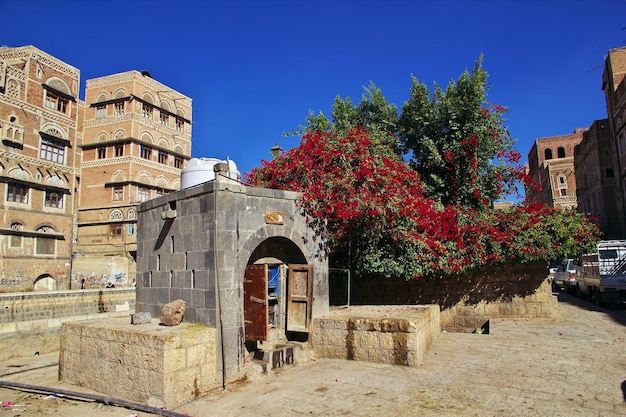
top-left (286, 264), bottom-right (313, 333)
top-left (244, 264), bottom-right (268, 341)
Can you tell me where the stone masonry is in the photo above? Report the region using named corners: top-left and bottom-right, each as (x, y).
top-left (59, 317), bottom-right (218, 408)
top-left (312, 305), bottom-right (440, 366)
top-left (135, 171), bottom-right (329, 386)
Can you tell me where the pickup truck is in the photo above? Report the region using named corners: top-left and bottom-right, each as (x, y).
top-left (575, 240), bottom-right (626, 306)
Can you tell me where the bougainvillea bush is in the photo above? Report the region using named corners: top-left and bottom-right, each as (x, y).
top-left (246, 128), bottom-right (600, 280)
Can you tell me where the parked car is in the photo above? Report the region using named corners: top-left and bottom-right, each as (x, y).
top-left (552, 258), bottom-right (579, 293)
top-left (548, 260), bottom-right (560, 279)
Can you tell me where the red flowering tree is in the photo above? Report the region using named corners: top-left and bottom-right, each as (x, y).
top-left (246, 128), bottom-right (600, 279)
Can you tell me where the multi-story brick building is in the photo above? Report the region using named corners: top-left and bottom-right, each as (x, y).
top-left (72, 71), bottom-right (192, 288)
top-left (0, 46), bottom-right (192, 291)
top-left (526, 128), bottom-right (585, 209)
top-left (574, 119), bottom-right (622, 238)
top-left (0, 46), bottom-right (82, 291)
top-left (602, 46), bottom-right (626, 239)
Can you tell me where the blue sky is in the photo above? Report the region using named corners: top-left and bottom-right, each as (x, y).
top-left (3, 0), bottom-right (626, 195)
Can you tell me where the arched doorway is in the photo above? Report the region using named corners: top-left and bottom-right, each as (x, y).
top-left (243, 237), bottom-right (313, 344)
top-left (34, 274), bottom-right (56, 291)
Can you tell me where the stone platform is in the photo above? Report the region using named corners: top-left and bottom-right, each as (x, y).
top-left (58, 317), bottom-right (219, 408)
top-left (311, 305), bottom-right (440, 366)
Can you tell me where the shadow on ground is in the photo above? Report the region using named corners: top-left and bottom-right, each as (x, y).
top-left (553, 289), bottom-right (626, 327)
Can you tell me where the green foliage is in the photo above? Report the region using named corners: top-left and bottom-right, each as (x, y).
top-left (398, 55), bottom-right (522, 208)
top-left (248, 56), bottom-right (601, 280)
top-left (247, 129), bottom-right (601, 280)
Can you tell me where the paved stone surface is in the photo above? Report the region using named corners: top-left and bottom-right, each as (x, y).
top-left (0, 292), bottom-right (625, 416)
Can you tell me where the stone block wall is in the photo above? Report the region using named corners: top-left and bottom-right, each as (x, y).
top-left (0, 288), bottom-right (135, 323)
top-left (0, 289), bottom-right (135, 360)
top-left (59, 318), bottom-right (219, 408)
top-left (331, 261), bottom-right (555, 332)
top-left (311, 305), bottom-right (440, 366)
top-left (135, 177), bottom-right (328, 385)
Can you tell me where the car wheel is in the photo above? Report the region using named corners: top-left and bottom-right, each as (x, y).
top-left (575, 284), bottom-right (586, 300)
top-left (593, 288), bottom-right (604, 307)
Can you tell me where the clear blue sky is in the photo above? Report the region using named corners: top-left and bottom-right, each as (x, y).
top-left (3, 0), bottom-right (625, 186)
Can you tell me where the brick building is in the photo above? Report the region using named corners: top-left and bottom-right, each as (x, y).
top-left (602, 46), bottom-right (626, 238)
top-left (73, 71), bottom-right (192, 288)
top-left (0, 46), bottom-right (82, 291)
top-left (526, 128), bottom-right (585, 209)
top-left (0, 45), bottom-right (192, 291)
top-left (574, 119), bottom-right (622, 238)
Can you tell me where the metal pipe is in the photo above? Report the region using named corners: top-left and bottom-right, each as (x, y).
top-left (0, 379), bottom-right (192, 417)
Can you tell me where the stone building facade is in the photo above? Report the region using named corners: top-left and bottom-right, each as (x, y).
top-left (0, 45), bottom-right (192, 291)
top-left (574, 119), bottom-right (622, 238)
top-left (0, 46), bottom-right (82, 291)
top-left (526, 128), bottom-right (585, 209)
top-left (73, 71), bottom-right (192, 288)
top-left (602, 46), bottom-right (626, 238)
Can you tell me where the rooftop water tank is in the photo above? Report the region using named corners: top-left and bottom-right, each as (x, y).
top-left (180, 157), bottom-right (240, 190)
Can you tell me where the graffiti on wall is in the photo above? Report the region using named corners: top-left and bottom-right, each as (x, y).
top-left (0, 278), bottom-right (25, 287)
top-left (71, 272), bottom-right (134, 289)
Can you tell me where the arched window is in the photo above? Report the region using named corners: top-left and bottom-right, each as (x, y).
top-left (544, 148), bottom-right (553, 160)
top-left (557, 174), bottom-right (567, 197)
top-left (36, 226), bottom-right (56, 255)
top-left (95, 92), bottom-right (109, 103)
top-left (109, 209), bottom-right (124, 221)
top-left (9, 222), bottom-right (23, 248)
top-left (557, 147), bottom-right (566, 158)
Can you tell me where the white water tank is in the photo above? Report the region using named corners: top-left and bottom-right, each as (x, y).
top-left (180, 157), bottom-right (240, 190)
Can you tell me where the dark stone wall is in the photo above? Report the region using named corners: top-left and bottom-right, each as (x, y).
top-left (135, 176), bottom-right (328, 383)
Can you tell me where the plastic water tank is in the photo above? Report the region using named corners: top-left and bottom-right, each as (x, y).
top-left (180, 157), bottom-right (240, 189)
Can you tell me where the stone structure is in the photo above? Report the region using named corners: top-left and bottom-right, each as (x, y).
top-left (526, 128), bottom-right (585, 209)
top-left (312, 305), bottom-right (440, 366)
top-left (0, 46), bottom-right (82, 291)
top-left (603, 46), bottom-right (626, 238)
top-left (0, 288), bottom-right (135, 360)
top-left (59, 318), bottom-right (217, 408)
top-left (135, 169), bottom-right (329, 386)
top-left (330, 261), bottom-right (556, 332)
top-left (574, 119), bottom-right (623, 238)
